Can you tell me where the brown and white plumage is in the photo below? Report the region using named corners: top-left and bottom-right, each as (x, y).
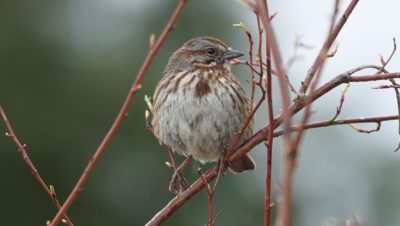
top-left (152, 37), bottom-right (255, 173)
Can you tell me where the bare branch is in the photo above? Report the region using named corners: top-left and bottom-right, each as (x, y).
top-left (146, 70), bottom-right (400, 225)
top-left (299, 0), bottom-right (359, 94)
top-left (376, 38), bottom-right (396, 74)
top-left (197, 169), bottom-right (215, 226)
top-left (224, 14), bottom-right (267, 162)
top-left (252, 1), bottom-right (296, 225)
top-left (274, 115), bottom-right (396, 137)
top-left (229, 72), bottom-right (400, 163)
top-left (264, 16), bottom-right (274, 226)
top-left (349, 122), bottom-right (381, 134)
top-left (0, 106), bottom-right (73, 226)
top-left (234, 22), bottom-right (256, 107)
top-left (330, 83), bottom-right (350, 121)
top-left (145, 169), bottom-right (219, 226)
top-left (372, 84), bottom-right (400, 89)
top-left (48, 0), bottom-right (188, 225)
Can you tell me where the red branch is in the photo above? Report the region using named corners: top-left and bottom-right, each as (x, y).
top-left (372, 84), bottom-right (400, 89)
top-left (330, 84), bottom-right (350, 121)
top-left (274, 115), bottom-right (397, 137)
top-left (0, 106), bottom-right (73, 226)
top-left (293, 0), bottom-right (345, 151)
top-left (197, 169), bottom-right (215, 226)
top-left (241, 22), bottom-right (257, 106)
top-left (48, 1), bottom-right (188, 225)
top-left (145, 71), bottom-right (400, 225)
top-left (229, 72), bottom-right (400, 163)
top-left (145, 169), bottom-right (218, 226)
top-left (264, 18), bottom-right (274, 226)
top-left (299, 0), bottom-right (359, 94)
top-left (349, 122), bottom-right (381, 134)
top-left (255, 0), bottom-right (296, 225)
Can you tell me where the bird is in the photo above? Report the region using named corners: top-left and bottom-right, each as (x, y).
top-left (152, 37), bottom-right (255, 192)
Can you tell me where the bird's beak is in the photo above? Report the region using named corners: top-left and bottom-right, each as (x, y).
top-left (223, 48), bottom-right (245, 60)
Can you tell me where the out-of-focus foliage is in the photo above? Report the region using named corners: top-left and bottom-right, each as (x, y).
top-left (1, 0), bottom-right (400, 225)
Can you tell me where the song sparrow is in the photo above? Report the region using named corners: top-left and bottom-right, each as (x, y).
top-left (152, 37), bottom-right (255, 186)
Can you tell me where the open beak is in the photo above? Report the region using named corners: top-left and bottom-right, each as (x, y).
top-left (223, 48), bottom-right (245, 60)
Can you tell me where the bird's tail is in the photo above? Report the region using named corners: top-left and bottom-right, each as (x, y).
top-left (229, 153), bottom-right (256, 173)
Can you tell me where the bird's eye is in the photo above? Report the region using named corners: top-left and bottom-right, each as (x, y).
top-left (206, 48), bottom-right (216, 56)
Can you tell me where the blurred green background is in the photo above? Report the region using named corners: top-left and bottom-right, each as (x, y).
top-left (1, 0), bottom-right (400, 225)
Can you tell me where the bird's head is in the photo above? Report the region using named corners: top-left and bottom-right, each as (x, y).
top-left (166, 37), bottom-right (244, 73)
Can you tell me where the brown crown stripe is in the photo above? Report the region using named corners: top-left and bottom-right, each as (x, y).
top-left (176, 51), bottom-right (199, 58)
top-left (185, 36), bottom-right (228, 49)
top-left (201, 37), bottom-right (228, 48)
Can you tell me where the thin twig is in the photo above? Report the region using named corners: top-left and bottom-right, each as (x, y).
top-left (255, 0), bottom-right (293, 225)
top-left (237, 22), bottom-right (256, 107)
top-left (224, 15), bottom-right (267, 160)
top-left (145, 168), bottom-right (218, 226)
top-left (48, 1), bottom-right (188, 225)
top-left (376, 38), bottom-right (396, 75)
top-left (273, 115), bottom-right (397, 137)
top-left (256, 13), bottom-right (264, 78)
top-left (198, 169), bottom-right (215, 226)
top-left (376, 38), bottom-right (400, 150)
top-left (264, 15), bottom-right (274, 226)
top-left (222, 15), bottom-right (267, 160)
top-left (299, 0), bottom-right (359, 94)
top-left (229, 71), bottom-right (400, 164)
top-left (288, 4), bottom-right (360, 224)
top-left (330, 83), bottom-right (350, 121)
top-left (372, 84), bottom-right (400, 89)
top-left (285, 34), bottom-right (305, 71)
top-left (230, 59), bottom-right (275, 76)
top-left (0, 106), bottom-right (73, 226)
top-left (293, 0), bottom-right (345, 152)
top-left (349, 122), bottom-right (381, 134)
top-left (234, 22), bottom-right (257, 106)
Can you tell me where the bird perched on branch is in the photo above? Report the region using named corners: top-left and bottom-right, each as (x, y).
top-left (152, 37), bottom-right (255, 193)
